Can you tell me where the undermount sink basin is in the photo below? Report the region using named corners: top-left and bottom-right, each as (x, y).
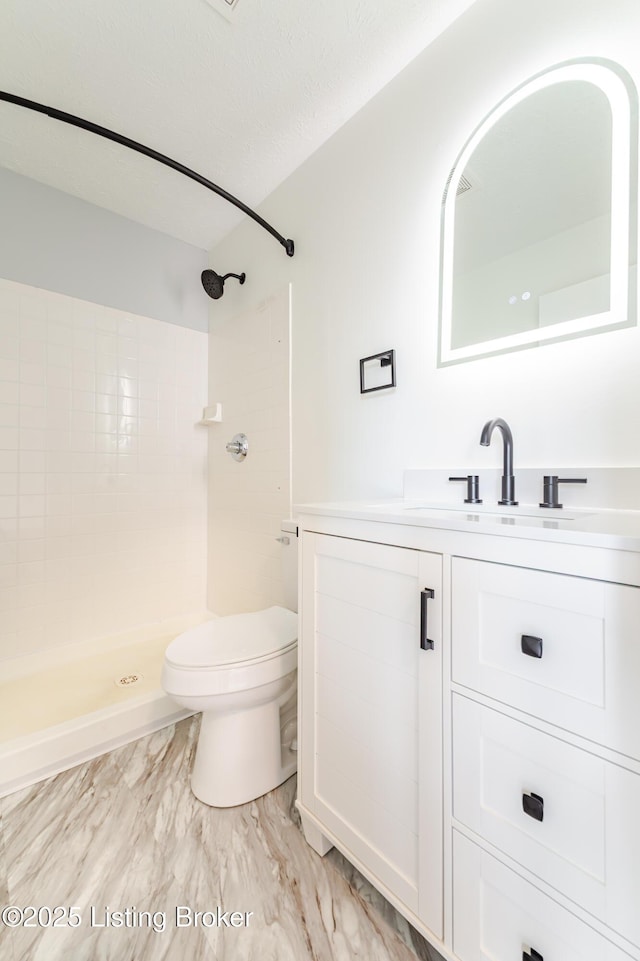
top-left (403, 504), bottom-right (590, 522)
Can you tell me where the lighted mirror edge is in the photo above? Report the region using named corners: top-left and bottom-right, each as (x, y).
top-left (440, 308), bottom-right (630, 364)
top-left (438, 57), bottom-right (639, 367)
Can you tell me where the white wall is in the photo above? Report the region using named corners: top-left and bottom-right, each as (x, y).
top-left (207, 0), bottom-right (640, 505)
top-left (0, 167), bottom-right (208, 332)
top-left (207, 286), bottom-right (291, 614)
top-left (0, 278), bottom-right (208, 663)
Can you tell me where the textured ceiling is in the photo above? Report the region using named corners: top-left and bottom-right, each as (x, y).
top-left (0, 0), bottom-right (478, 250)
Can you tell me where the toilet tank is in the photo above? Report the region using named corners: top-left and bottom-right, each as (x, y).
top-left (280, 520), bottom-right (298, 613)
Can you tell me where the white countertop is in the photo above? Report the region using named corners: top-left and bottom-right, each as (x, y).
top-left (295, 499), bottom-right (640, 552)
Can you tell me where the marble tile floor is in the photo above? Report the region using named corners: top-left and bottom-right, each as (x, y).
top-left (0, 716), bottom-right (444, 961)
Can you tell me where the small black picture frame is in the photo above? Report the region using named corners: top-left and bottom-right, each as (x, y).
top-left (359, 349), bottom-right (396, 393)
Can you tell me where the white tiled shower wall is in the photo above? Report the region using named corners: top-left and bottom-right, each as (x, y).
top-left (207, 286), bottom-right (291, 615)
top-left (0, 278), bottom-right (208, 663)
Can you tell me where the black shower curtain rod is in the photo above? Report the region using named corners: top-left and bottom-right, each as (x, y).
top-left (0, 90), bottom-right (295, 257)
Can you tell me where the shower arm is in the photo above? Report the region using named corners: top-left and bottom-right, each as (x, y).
top-left (0, 90), bottom-right (295, 258)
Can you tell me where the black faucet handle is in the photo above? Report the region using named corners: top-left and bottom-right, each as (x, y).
top-left (540, 475), bottom-right (587, 509)
top-left (448, 475), bottom-right (482, 504)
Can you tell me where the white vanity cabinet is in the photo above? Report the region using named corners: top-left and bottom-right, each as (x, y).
top-left (298, 531), bottom-right (444, 939)
top-left (450, 556), bottom-right (640, 960)
top-left (296, 507), bottom-right (640, 961)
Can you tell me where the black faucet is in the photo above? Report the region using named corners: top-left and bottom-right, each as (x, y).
top-left (480, 417), bottom-right (518, 505)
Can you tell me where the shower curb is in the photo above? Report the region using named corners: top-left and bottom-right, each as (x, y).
top-left (0, 693), bottom-right (194, 798)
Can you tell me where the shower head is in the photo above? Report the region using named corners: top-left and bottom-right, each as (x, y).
top-left (201, 269), bottom-right (246, 300)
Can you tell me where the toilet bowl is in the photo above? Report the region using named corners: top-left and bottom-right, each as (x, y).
top-left (162, 604), bottom-right (298, 807)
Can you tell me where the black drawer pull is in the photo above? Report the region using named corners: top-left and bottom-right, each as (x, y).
top-left (523, 949), bottom-right (543, 961)
top-left (522, 792), bottom-right (544, 822)
top-left (521, 634), bottom-right (543, 658)
top-left (420, 589), bottom-right (435, 651)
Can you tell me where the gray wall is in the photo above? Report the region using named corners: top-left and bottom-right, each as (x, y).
top-left (0, 166), bottom-right (208, 330)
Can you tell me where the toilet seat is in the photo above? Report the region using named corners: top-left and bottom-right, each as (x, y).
top-left (165, 605), bottom-right (297, 668)
top-left (162, 605), bottom-right (298, 698)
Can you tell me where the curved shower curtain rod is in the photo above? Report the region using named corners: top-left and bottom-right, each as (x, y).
top-left (0, 90), bottom-right (295, 257)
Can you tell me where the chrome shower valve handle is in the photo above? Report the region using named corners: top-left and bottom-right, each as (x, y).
top-left (225, 433), bottom-right (248, 461)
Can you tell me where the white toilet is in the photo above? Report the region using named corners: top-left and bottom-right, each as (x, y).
top-left (162, 522), bottom-right (298, 808)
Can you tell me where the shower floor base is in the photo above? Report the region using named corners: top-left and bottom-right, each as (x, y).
top-left (0, 618), bottom-right (210, 798)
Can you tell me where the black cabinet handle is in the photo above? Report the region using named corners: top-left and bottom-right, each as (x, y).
top-left (521, 634), bottom-right (543, 658)
top-left (522, 792), bottom-right (544, 822)
top-left (420, 589), bottom-right (435, 650)
top-left (523, 949), bottom-right (543, 961)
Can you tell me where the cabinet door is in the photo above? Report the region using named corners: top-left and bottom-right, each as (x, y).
top-left (299, 532), bottom-right (442, 937)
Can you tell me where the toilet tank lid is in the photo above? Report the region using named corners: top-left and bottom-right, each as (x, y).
top-left (165, 606), bottom-right (298, 668)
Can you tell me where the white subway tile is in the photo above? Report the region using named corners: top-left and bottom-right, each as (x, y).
top-left (19, 314), bottom-right (47, 339)
top-left (47, 343), bottom-right (73, 367)
top-left (118, 359), bottom-right (139, 379)
top-left (117, 315), bottom-right (138, 337)
top-left (73, 329), bottom-right (96, 351)
top-left (0, 428), bottom-right (19, 450)
top-left (0, 475), bottom-right (17, 496)
top-left (96, 373), bottom-right (118, 395)
top-left (70, 431), bottom-right (96, 452)
top-left (47, 365), bottom-right (72, 389)
top-left (47, 323), bottom-right (73, 347)
top-left (0, 405), bottom-right (19, 428)
top-left (45, 515), bottom-right (71, 537)
top-left (95, 413), bottom-right (118, 434)
top-left (72, 370), bottom-right (95, 392)
top-left (96, 351), bottom-right (119, 375)
top-left (19, 451), bottom-right (46, 473)
top-left (19, 494), bottom-right (46, 516)
top-left (19, 428), bottom-right (46, 450)
top-left (70, 410), bottom-right (95, 433)
top-left (94, 309), bottom-right (117, 333)
top-left (0, 334), bottom-right (19, 363)
top-left (46, 474), bottom-right (71, 494)
top-left (19, 383), bottom-right (46, 407)
top-left (20, 362), bottom-right (47, 385)
top-left (70, 474), bottom-right (96, 493)
top-left (73, 347), bottom-right (95, 370)
top-left (45, 537), bottom-right (72, 560)
top-left (20, 339), bottom-right (47, 365)
top-left (0, 382), bottom-right (19, 405)
top-left (0, 496), bottom-right (18, 519)
top-left (1, 283), bottom-right (208, 662)
top-left (19, 475), bottom-right (46, 496)
top-left (96, 333), bottom-right (118, 355)
top-left (0, 358), bottom-right (19, 382)
top-left (18, 517), bottom-right (45, 542)
top-left (19, 406), bottom-right (45, 430)
top-left (0, 564), bottom-right (18, 589)
top-left (95, 432), bottom-right (119, 453)
top-left (70, 451), bottom-right (97, 473)
top-left (45, 430), bottom-right (70, 452)
top-left (46, 386), bottom-right (72, 409)
top-left (17, 560), bottom-right (45, 584)
top-left (18, 539), bottom-right (45, 563)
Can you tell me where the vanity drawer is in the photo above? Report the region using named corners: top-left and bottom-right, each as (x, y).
top-left (451, 557), bottom-right (640, 760)
top-left (452, 831), bottom-right (634, 961)
top-left (452, 695), bottom-right (640, 947)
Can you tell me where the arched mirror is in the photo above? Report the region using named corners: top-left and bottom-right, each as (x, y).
top-left (438, 60), bottom-right (638, 366)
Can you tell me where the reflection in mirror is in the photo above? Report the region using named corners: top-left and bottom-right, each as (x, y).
top-left (439, 61), bottom-right (637, 366)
